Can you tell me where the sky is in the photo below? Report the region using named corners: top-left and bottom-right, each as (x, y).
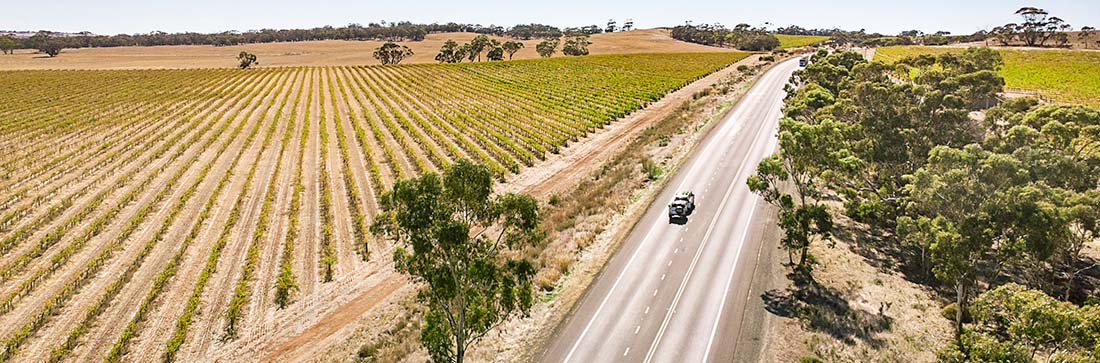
top-left (6, 0), bottom-right (1099, 36)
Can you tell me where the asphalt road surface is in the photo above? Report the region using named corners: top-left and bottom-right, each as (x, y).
top-left (541, 58), bottom-right (801, 363)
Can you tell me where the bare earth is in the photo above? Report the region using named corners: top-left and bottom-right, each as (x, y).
top-left (758, 210), bottom-right (952, 363)
top-left (0, 29), bottom-right (734, 70)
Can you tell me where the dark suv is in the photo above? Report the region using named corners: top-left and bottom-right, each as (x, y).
top-left (668, 191), bottom-right (696, 222)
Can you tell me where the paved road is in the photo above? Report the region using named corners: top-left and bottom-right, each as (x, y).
top-left (540, 58), bottom-right (800, 363)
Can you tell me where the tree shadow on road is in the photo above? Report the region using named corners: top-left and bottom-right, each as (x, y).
top-left (761, 271), bottom-right (892, 347)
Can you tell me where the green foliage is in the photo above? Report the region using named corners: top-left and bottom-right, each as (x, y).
top-left (535, 38), bottom-right (559, 58)
top-left (775, 34), bottom-right (831, 48)
top-left (0, 36), bottom-right (16, 55)
top-left (670, 23), bottom-right (780, 51)
top-left (486, 39), bottom-right (505, 61)
top-left (466, 34), bottom-right (491, 62)
top-left (764, 43), bottom-right (1100, 355)
top-left (799, 356), bottom-right (825, 363)
top-left (237, 51), bottom-right (258, 69)
top-left (435, 39), bottom-right (465, 63)
top-left (747, 117), bottom-right (844, 271)
top-left (998, 7), bottom-right (1072, 47)
top-left (938, 284), bottom-right (1100, 363)
top-left (501, 40), bottom-right (524, 60)
top-left (877, 46), bottom-right (1100, 106)
top-left (940, 303), bottom-right (972, 323)
top-left (373, 42), bottom-right (414, 65)
top-left (371, 160), bottom-right (541, 363)
top-left (30, 31), bottom-right (63, 57)
top-left (561, 35), bottom-right (591, 56)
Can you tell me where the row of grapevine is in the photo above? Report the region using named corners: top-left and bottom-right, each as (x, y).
top-left (222, 69), bottom-right (305, 339)
top-left (0, 68), bottom-right (279, 363)
top-left (317, 69), bottom-right (338, 283)
top-left (325, 68), bottom-right (372, 261)
top-left (102, 69), bottom-right (291, 362)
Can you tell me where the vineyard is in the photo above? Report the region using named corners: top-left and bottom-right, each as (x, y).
top-left (0, 52), bottom-right (747, 362)
top-left (874, 46), bottom-right (1100, 106)
top-left (774, 34), bottom-right (830, 48)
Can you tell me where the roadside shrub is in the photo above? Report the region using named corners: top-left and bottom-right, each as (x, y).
top-left (535, 269), bottom-right (562, 292)
top-left (761, 55), bottom-right (776, 62)
top-left (940, 303), bottom-right (971, 323)
top-left (641, 157), bottom-right (662, 181)
top-left (800, 356), bottom-right (825, 363)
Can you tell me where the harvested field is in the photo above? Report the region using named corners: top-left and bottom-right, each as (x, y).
top-left (0, 52), bottom-right (747, 362)
top-left (0, 29), bottom-right (737, 70)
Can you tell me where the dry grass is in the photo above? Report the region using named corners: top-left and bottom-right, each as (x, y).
top-left (0, 29), bottom-right (734, 70)
top-left (762, 211), bottom-right (952, 363)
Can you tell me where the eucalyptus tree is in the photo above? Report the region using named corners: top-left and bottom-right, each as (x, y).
top-left (371, 160), bottom-right (541, 363)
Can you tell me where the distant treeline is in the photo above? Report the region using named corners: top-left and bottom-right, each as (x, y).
top-left (3, 22), bottom-right (583, 50)
top-left (669, 23), bottom-right (779, 51)
top-left (773, 25), bottom-right (846, 36)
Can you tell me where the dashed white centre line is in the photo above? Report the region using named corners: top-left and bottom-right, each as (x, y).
top-left (624, 348), bottom-right (630, 357)
top-left (635, 325), bottom-right (641, 334)
top-left (661, 273), bottom-right (666, 281)
top-left (653, 289), bottom-right (658, 296)
top-left (644, 306), bottom-right (650, 315)
top-left (667, 260), bottom-right (672, 267)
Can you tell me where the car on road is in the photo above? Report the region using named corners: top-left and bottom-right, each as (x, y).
top-left (799, 56), bottom-right (809, 67)
top-left (668, 191), bottom-right (696, 222)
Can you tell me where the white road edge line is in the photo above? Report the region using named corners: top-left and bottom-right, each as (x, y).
top-left (642, 59), bottom-right (793, 363)
top-left (641, 121), bottom-right (766, 363)
top-left (561, 58), bottom-right (790, 363)
top-left (702, 74), bottom-right (785, 363)
top-left (561, 131), bottom-right (718, 362)
top-left (701, 196), bottom-right (758, 362)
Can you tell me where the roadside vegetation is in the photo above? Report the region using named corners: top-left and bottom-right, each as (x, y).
top-left (875, 46), bottom-right (1100, 106)
top-left (753, 48), bottom-right (1100, 362)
